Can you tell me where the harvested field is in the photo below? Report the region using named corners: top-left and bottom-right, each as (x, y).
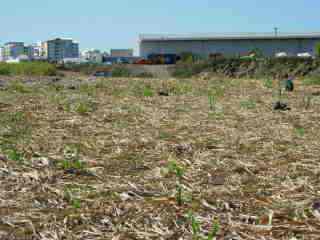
top-left (0, 75), bottom-right (320, 240)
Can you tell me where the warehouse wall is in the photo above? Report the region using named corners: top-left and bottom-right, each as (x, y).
top-left (139, 38), bottom-right (320, 58)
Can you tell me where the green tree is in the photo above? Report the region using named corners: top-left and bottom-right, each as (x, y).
top-left (315, 42), bottom-right (320, 58)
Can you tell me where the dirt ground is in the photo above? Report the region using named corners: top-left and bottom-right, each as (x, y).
top-left (0, 75), bottom-right (320, 240)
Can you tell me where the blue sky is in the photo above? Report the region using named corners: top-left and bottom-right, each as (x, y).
top-left (1, 0), bottom-right (319, 54)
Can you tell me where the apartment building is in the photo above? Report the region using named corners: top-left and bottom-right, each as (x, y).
top-left (0, 47), bottom-right (4, 61)
top-left (24, 45), bottom-right (35, 59)
top-left (42, 38), bottom-right (79, 62)
top-left (3, 42), bottom-right (25, 59)
top-left (81, 49), bottom-right (104, 63)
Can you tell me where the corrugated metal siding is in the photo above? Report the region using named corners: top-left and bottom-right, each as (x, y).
top-left (140, 38), bottom-right (320, 58)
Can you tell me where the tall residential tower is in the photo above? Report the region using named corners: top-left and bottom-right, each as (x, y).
top-left (42, 38), bottom-right (79, 61)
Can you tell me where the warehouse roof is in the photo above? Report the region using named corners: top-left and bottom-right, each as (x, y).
top-left (140, 32), bottom-right (320, 41)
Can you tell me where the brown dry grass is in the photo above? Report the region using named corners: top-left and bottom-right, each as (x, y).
top-left (0, 76), bottom-right (320, 240)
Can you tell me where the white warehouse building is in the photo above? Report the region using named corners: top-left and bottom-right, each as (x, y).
top-left (139, 32), bottom-right (320, 58)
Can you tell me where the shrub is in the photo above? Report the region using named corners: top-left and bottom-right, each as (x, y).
top-left (134, 72), bottom-right (154, 78)
top-left (59, 63), bottom-right (100, 75)
top-left (0, 62), bottom-right (57, 76)
top-left (172, 65), bottom-right (194, 78)
top-left (172, 61), bottom-right (211, 78)
top-left (111, 66), bottom-right (131, 77)
top-left (180, 52), bottom-right (195, 64)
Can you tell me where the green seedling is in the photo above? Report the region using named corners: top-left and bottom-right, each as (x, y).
top-left (71, 198), bottom-right (81, 209)
top-left (168, 160), bottom-right (185, 206)
top-left (143, 87), bottom-right (154, 97)
top-left (207, 219), bottom-right (220, 240)
top-left (188, 211), bottom-right (201, 238)
top-left (59, 145), bottom-right (86, 170)
top-left (303, 95), bottom-right (312, 110)
top-left (64, 188), bottom-right (82, 209)
top-left (188, 211), bottom-right (220, 240)
top-left (240, 99), bottom-right (256, 109)
top-left (6, 148), bottom-right (24, 163)
top-left (74, 99), bottom-right (97, 115)
top-left (208, 94), bottom-right (216, 112)
top-left (295, 127), bottom-right (305, 137)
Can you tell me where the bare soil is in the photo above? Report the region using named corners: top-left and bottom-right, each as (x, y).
top-left (0, 75), bottom-right (320, 240)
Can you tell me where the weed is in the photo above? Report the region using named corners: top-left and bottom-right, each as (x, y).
top-left (58, 145), bottom-right (86, 170)
top-left (208, 85), bottom-right (225, 98)
top-left (0, 62), bottom-right (56, 76)
top-left (71, 198), bottom-right (82, 209)
top-left (73, 158), bottom-right (85, 169)
top-left (59, 158), bottom-right (86, 170)
top-left (79, 83), bottom-right (97, 97)
top-left (175, 103), bottom-right (191, 113)
top-left (160, 79), bottom-right (193, 96)
top-left (94, 80), bottom-right (111, 89)
top-left (263, 78), bottom-right (273, 89)
top-left (113, 119), bottom-right (129, 129)
top-left (240, 99), bottom-right (256, 109)
top-left (59, 96), bottom-right (97, 115)
top-left (111, 66), bottom-right (131, 77)
top-left (172, 67), bottom-right (195, 79)
top-left (135, 72), bottom-right (154, 78)
top-left (143, 86), bottom-right (154, 97)
top-left (0, 111), bottom-right (32, 147)
top-left (7, 81), bottom-right (31, 93)
top-left (188, 212), bottom-right (201, 238)
top-left (133, 83), bottom-right (154, 97)
top-left (172, 61), bottom-right (208, 78)
top-left (303, 76), bottom-right (320, 86)
top-left (6, 147), bottom-right (24, 163)
top-left (173, 82), bottom-right (193, 95)
top-left (302, 95), bottom-right (312, 110)
top-left (295, 127), bottom-right (305, 137)
top-left (64, 188), bottom-right (82, 209)
top-left (207, 220), bottom-right (220, 240)
top-left (60, 159), bottom-right (72, 169)
top-left (159, 131), bottom-right (172, 140)
top-left (208, 110), bottom-right (224, 120)
top-left (75, 101), bottom-right (95, 115)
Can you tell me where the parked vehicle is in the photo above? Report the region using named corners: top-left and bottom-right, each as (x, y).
top-left (93, 71), bottom-right (112, 77)
top-left (297, 52), bottom-right (313, 58)
top-left (209, 53), bottom-right (224, 60)
top-left (275, 52), bottom-right (288, 58)
top-left (147, 54), bottom-right (180, 64)
top-left (134, 59), bottom-right (152, 64)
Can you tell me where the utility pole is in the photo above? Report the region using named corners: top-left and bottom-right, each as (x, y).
top-left (274, 27), bottom-right (278, 37)
top-left (274, 27), bottom-right (279, 57)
